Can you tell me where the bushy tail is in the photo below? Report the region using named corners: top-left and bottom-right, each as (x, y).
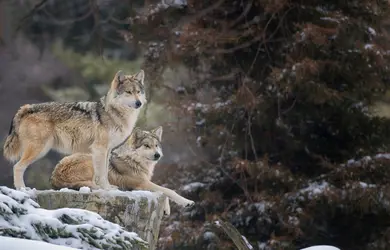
top-left (50, 175), bottom-right (93, 191)
top-left (3, 118), bottom-right (21, 162)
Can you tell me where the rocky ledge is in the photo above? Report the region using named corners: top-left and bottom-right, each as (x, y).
top-left (0, 186), bottom-right (166, 250)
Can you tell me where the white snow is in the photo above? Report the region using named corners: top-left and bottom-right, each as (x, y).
top-left (0, 236), bottom-right (77, 250)
top-left (203, 231), bottom-right (216, 241)
top-left (27, 187), bottom-right (160, 203)
top-left (78, 186), bottom-right (91, 193)
top-left (345, 153), bottom-right (390, 167)
top-left (300, 246), bottom-right (340, 250)
top-left (181, 182), bottom-right (206, 192)
top-left (368, 27), bottom-right (376, 36)
top-left (299, 181), bottom-right (330, 199)
top-left (374, 153), bottom-right (390, 159)
top-left (0, 186), bottom-right (147, 249)
top-left (162, 0), bottom-right (187, 7)
top-left (359, 182), bottom-right (376, 188)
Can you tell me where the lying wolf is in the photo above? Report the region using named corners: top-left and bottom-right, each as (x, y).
top-left (50, 126), bottom-right (195, 215)
top-left (3, 70), bottom-right (146, 190)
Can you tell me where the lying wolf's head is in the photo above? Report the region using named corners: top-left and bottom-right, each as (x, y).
top-left (109, 70), bottom-right (147, 109)
top-left (116, 126), bottom-right (163, 161)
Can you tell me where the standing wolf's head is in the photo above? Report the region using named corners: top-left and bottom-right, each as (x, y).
top-left (114, 126), bottom-right (164, 161)
top-left (108, 69), bottom-right (147, 109)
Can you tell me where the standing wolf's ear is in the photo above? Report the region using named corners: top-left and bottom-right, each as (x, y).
top-left (151, 126), bottom-right (163, 141)
top-left (134, 69), bottom-right (145, 85)
top-left (111, 70), bottom-right (126, 91)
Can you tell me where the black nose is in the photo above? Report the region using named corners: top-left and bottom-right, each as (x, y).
top-left (135, 100), bottom-right (142, 108)
top-left (154, 153), bottom-right (160, 160)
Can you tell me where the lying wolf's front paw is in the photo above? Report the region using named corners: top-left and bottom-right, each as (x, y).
top-left (163, 197), bottom-right (171, 216)
top-left (14, 182), bottom-right (27, 191)
top-left (183, 199), bottom-right (195, 208)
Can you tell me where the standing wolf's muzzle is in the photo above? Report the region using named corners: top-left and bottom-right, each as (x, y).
top-left (153, 153), bottom-right (161, 160)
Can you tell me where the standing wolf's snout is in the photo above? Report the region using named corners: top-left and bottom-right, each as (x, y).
top-left (135, 100), bottom-right (142, 108)
top-left (154, 153), bottom-right (161, 160)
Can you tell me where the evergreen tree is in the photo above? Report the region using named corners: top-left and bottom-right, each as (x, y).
top-left (129, 1), bottom-right (390, 249)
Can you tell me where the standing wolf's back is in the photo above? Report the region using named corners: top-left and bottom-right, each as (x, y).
top-left (3, 101), bottom-right (102, 162)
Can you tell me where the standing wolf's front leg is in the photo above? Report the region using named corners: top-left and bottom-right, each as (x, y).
top-left (91, 141), bottom-right (118, 190)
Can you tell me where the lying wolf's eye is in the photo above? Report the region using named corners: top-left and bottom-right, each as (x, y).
top-left (125, 91), bottom-right (131, 94)
top-left (137, 90), bottom-right (141, 94)
top-left (144, 144), bottom-right (150, 148)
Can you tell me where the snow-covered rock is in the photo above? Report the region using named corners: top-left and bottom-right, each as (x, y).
top-left (0, 236), bottom-right (78, 250)
top-left (300, 246), bottom-right (340, 250)
top-left (32, 188), bottom-right (167, 250)
top-left (0, 186), bottom-right (149, 250)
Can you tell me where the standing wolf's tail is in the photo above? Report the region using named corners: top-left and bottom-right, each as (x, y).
top-left (3, 117), bottom-right (21, 162)
top-left (3, 105), bottom-right (32, 162)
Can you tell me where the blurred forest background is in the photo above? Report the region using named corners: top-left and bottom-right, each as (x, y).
top-left (2, 0), bottom-right (390, 249)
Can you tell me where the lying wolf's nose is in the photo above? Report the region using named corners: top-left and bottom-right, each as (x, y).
top-left (154, 153), bottom-right (160, 160)
top-left (135, 100), bottom-right (142, 108)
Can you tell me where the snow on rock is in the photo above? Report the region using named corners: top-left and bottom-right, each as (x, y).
top-left (78, 186), bottom-right (91, 194)
top-left (0, 236), bottom-right (77, 250)
top-left (32, 188), bottom-right (166, 250)
top-left (0, 186), bottom-right (148, 250)
top-left (300, 246), bottom-right (340, 250)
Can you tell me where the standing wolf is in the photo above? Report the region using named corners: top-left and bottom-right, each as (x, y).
top-left (50, 126), bottom-right (195, 214)
top-left (3, 70), bottom-right (146, 190)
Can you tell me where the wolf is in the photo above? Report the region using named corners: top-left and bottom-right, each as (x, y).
top-left (50, 126), bottom-right (195, 215)
top-left (3, 70), bottom-right (146, 190)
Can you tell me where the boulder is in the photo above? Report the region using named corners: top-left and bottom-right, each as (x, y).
top-left (33, 188), bottom-right (166, 250)
top-left (0, 186), bottom-right (150, 250)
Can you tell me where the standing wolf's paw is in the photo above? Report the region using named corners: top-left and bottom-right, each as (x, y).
top-left (106, 184), bottom-right (119, 190)
top-left (97, 182), bottom-right (119, 191)
top-left (19, 186), bottom-right (32, 192)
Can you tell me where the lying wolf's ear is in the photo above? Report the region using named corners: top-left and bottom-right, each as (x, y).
top-left (112, 70), bottom-right (126, 91)
top-left (128, 127), bottom-right (143, 145)
top-left (134, 69), bottom-right (145, 85)
top-left (151, 126), bottom-right (163, 141)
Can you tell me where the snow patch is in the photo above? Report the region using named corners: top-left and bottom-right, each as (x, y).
top-left (0, 186), bottom-right (148, 249)
top-left (299, 181), bottom-right (330, 199)
top-left (300, 246), bottom-right (340, 250)
top-left (181, 182), bottom-right (206, 192)
top-left (78, 186), bottom-right (91, 193)
top-left (368, 27), bottom-right (376, 36)
top-left (0, 236), bottom-right (77, 250)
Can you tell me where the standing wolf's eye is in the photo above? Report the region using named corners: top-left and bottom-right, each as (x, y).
top-left (144, 144), bottom-right (150, 148)
top-left (137, 90), bottom-right (140, 94)
top-left (125, 91), bottom-right (131, 94)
